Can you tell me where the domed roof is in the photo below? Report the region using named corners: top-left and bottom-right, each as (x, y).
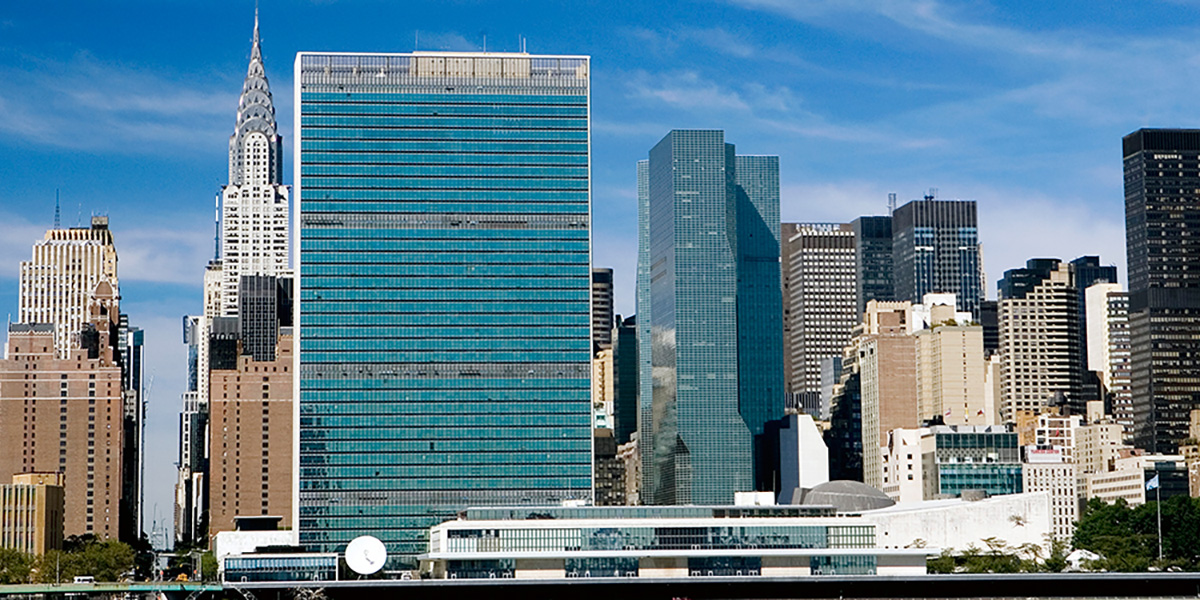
top-left (801, 480), bottom-right (895, 512)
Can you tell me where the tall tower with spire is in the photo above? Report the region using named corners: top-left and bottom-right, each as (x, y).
top-left (218, 10), bottom-right (289, 316)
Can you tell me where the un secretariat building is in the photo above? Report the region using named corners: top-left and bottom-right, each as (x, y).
top-left (294, 51), bottom-right (593, 565)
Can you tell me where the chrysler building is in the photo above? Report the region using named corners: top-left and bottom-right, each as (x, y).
top-left (218, 11), bottom-right (289, 316)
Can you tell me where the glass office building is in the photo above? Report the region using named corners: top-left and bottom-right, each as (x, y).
top-left (295, 52), bottom-right (593, 563)
top-left (891, 199), bottom-right (983, 318)
top-left (638, 131), bottom-right (785, 505)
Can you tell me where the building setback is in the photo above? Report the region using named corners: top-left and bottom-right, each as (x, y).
top-left (891, 198), bottom-right (984, 318)
top-left (296, 52), bottom-right (593, 562)
top-left (1123, 129), bottom-right (1200, 452)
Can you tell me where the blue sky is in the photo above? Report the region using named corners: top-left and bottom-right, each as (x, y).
top-left (2, 0), bottom-right (1197, 542)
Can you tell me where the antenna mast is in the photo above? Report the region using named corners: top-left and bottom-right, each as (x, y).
top-left (54, 189), bottom-right (61, 229)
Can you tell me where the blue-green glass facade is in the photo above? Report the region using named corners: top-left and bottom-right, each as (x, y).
top-left (295, 53), bottom-right (593, 563)
top-left (638, 131), bottom-right (785, 505)
top-left (934, 429), bottom-right (1022, 497)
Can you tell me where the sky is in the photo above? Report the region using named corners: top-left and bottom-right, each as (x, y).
top-left (2, 0), bottom-right (1198, 544)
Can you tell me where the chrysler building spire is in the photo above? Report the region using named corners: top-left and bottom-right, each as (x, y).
top-left (216, 11), bottom-right (291, 317)
top-left (229, 7), bottom-right (281, 187)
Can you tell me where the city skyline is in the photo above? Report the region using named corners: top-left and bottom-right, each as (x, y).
top-left (0, 1), bottom-right (1191, 540)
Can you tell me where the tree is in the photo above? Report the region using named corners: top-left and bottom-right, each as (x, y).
top-left (0, 548), bottom-right (34, 584)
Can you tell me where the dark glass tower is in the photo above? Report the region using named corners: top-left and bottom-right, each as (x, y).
top-left (637, 130), bottom-right (785, 505)
top-left (612, 315), bottom-right (638, 446)
top-left (852, 215), bottom-right (894, 315)
top-left (892, 199), bottom-right (983, 317)
top-left (296, 52), bottom-right (593, 562)
top-left (1123, 129), bottom-right (1200, 452)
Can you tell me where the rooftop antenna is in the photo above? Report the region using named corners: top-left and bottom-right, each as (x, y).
top-left (415, 30), bottom-right (419, 51)
top-left (54, 189), bottom-right (61, 229)
top-left (483, 33), bottom-right (487, 53)
top-left (928, 187), bottom-right (938, 200)
top-left (77, 203), bottom-right (82, 227)
top-left (887, 192), bottom-right (897, 215)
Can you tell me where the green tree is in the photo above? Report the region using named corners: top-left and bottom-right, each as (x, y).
top-left (0, 548), bottom-right (34, 584)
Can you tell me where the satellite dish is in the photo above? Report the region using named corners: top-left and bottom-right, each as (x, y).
top-left (345, 535), bottom-right (387, 575)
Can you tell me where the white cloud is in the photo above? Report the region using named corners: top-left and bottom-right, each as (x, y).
top-left (0, 53), bottom-right (236, 152)
top-left (0, 211), bottom-right (214, 286)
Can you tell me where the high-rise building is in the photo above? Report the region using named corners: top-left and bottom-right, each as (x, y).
top-left (18, 217), bottom-right (119, 359)
top-left (781, 223), bottom-right (858, 397)
top-left (218, 13), bottom-right (289, 317)
top-left (852, 216), bottom-right (894, 315)
top-left (1123, 129), bottom-right (1200, 452)
top-left (891, 198), bottom-right (984, 318)
top-left (177, 14), bottom-right (294, 547)
top-left (591, 268), bottom-right (614, 350)
top-left (914, 297), bottom-right (987, 426)
top-left (0, 313), bottom-right (125, 539)
top-left (1086, 284), bottom-right (1133, 439)
top-left (296, 51), bottom-right (593, 561)
top-left (638, 130), bottom-right (785, 505)
top-left (853, 301), bottom-right (918, 489)
top-left (998, 259), bottom-right (1084, 422)
top-left (612, 315), bottom-right (638, 446)
top-left (207, 331), bottom-right (294, 535)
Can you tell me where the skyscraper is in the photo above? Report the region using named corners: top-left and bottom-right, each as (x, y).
top-left (2, 218), bottom-right (130, 540)
top-left (591, 268), bottom-right (614, 350)
top-left (218, 13), bottom-right (290, 317)
top-left (781, 223), bottom-right (858, 397)
top-left (176, 13), bottom-right (293, 546)
top-left (891, 198), bottom-right (984, 317)
top-left (638, 130), bottom-right (785, 505)
top-left (998, 259), bottom-right (1084, 421)
top-left (1123, 129), bottom-right (1200, 452)
top-left (296, 51), bottom-right (593, 561)
top-left (852, 215), bottom-right (894, 315)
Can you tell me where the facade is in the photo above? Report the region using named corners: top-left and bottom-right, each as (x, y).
top-left (880, 428), bottom-right (934, 503)
top-left (932, 425), bottom-right (1022, 498)
top-left (207, 331), bottom-right (294, 536)
top-left (0, 472), bottom-right (65, 555)
top-left (1086, 284), bottom-right (1132, 439)
top-left (18, 218), bottom-right (119, 359)
top-left (592, 347), bottom-right (614, 429)
top-left (1123, 130), bottom-right (1200, 452)
top-left (638, 130), bottom-right (785, 505)
top-left (421, 505), bottom-right (929, 579)
top-left (611, 315), bottom-right (638, 446)
top-left (591, 268), bottom-right (614, 349)
top-left (782, 223), bottom-right (858, 396)
top-left (778, 414), bottom-right (830, 503)
top-left (218, 14), bottom-right (290, 317)
top-left (998, 259), bottom-right (1084, 422)
top-left (593, 428), bottom-right (626, 506)
top-left (1022, 447), bottom-right (1078, 541)
top-left (890, 198), bottom-right (984, 318)
top-left (853, 302), bottom-right (918, 490)
top-left (178, 16), bottom-right (295, 547)
top-left (1069, 257), bottom-right (1118, 400)
top-left (0, 322), bottom-right (124, 540)
top-left (1086, 454), bottom-right (1188, 505)
top-left (296, 52), bottom-right (594, 561)
top-left (852, 216), bottom-right (894, 316)
top-left (913, 296), bottom-right (987, 426)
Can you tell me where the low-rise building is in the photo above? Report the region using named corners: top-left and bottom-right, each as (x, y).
top-left (1086, 454), bottom-right (1187, 505)
top-left (0, 472), bottom-right (65, 554)
top-left (420, 505), bottom-right (931, 579)
top-left (1022, 447), bottom-right (1078, 541)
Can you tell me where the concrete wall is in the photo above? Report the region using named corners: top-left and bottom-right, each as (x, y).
top-left (863, 491), bottom-right (1051, 554)
top-left (515, 558), bottom-right (566, 579)
top-left (639, 556), bottom-right (687, 578)
top-left (877, 553), bottom-right (928, 575)
top-left (761, 555), bottom-right (810, 576)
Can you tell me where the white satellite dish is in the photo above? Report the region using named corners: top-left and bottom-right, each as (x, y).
top-left (345, 535), bottom-right (387, 575)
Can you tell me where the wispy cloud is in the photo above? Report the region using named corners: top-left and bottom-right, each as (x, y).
top-left (0, 211), bottom-right (215, 286)
top-left (0, 51), bottom-right (236, 152)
